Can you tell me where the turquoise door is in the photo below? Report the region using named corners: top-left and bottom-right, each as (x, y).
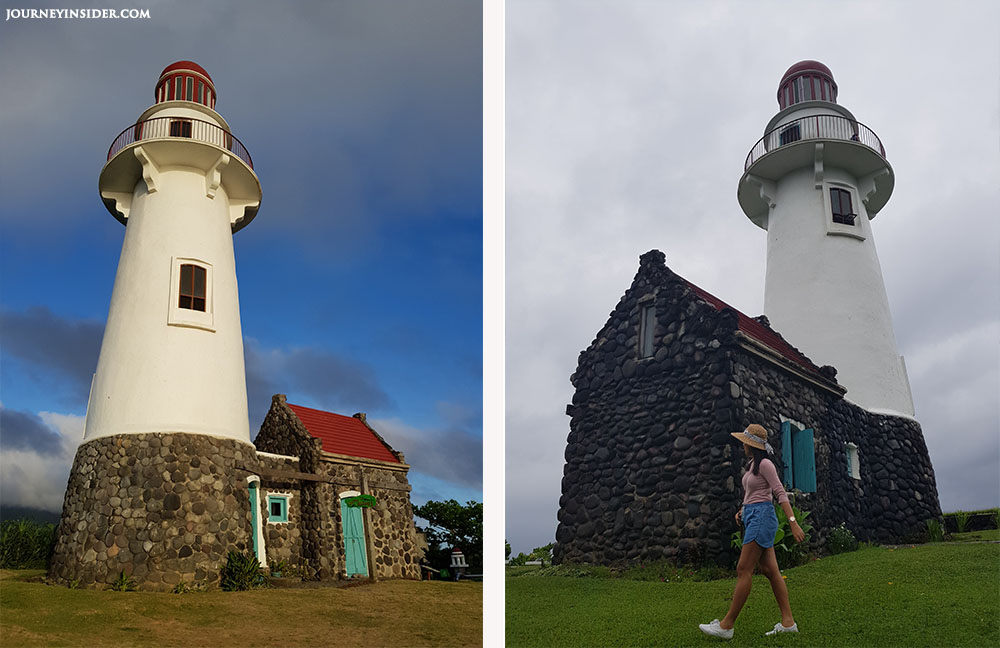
top-left (248, 482), bottom-right (259, 558)
top-left (341, 500), bottom-right (368, 577)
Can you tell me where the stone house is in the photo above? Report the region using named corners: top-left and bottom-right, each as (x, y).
top-left (554, 250), bottom-right (941, 566)
top-left (252, 394), bottom-right (423, 580)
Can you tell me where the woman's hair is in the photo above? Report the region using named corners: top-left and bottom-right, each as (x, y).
top-left (749, 446), bottom-right (769, 475)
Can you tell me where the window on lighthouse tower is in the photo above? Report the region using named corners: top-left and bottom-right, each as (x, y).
top-left (830, 188), bottom-right (856, 225)
top-left (178, 264), bottom-right (207, 311)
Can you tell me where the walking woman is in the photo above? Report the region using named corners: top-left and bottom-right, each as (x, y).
top-left (699, 424), bottom-right (805, 640)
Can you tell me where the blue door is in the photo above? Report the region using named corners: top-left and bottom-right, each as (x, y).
top-left (341, 500), bottom-right (368, 577)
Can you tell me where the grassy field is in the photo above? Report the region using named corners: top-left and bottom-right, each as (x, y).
top-left (506, 543), bottom-right (1000, 647)
top-left (0, 571), bottom-right (481, 647)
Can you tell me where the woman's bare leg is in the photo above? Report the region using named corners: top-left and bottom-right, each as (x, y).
top-left (720, 541), bottom-right (762, 629)
top-left (758, 547), bottom-right (795, 626)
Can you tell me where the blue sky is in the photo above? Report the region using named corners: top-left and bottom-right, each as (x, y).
top-left (0, 0), bottom-right (482, 511)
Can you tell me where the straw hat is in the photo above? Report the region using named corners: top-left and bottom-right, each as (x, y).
top-left (731, 424), bottom-right (769, 451)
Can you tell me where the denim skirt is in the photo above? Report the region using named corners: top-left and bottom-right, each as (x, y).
top-left (742, 502), bottom-right (779, 548)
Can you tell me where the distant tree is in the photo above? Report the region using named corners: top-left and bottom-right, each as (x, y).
top-left (528, 543), bottom-right (554, 567)
top-left (505, 540), bottom-right (511, 560)
top-left (508, 552), bottom-right (529, 567)
top-left (414, 499), bottom-right (482, 573)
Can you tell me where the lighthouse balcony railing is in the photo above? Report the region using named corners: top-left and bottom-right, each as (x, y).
top-left (107, 117), bottom-right (253, 170)
top-left (744, 115), bottom-right (885, 172)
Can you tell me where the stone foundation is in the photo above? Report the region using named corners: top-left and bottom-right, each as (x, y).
top-left (49, 433), bottom-right (258, 591)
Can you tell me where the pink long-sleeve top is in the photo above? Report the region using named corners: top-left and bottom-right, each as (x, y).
top-left (741, 458), bottom-right (790, 505)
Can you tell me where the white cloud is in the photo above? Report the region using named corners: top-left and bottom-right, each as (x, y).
top-left (0, 412), bottom-right (84, 512)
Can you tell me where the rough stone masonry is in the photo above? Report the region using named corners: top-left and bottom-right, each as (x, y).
top-left (554, 250), bottom-right (941, 567)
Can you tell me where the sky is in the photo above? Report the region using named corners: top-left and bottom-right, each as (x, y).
top-left (0, 1), bottom-right (483, 514)
top-left (506, 0), bottom-right (1000, 554)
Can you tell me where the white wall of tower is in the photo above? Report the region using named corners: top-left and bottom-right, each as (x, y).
top-left (85, 165), bottom-right (251, 444)
top-left (762, 165), bottom-right (915, 416)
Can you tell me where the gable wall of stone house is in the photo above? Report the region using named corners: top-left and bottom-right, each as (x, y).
top-left (554, 251), bottom-right (744, 566)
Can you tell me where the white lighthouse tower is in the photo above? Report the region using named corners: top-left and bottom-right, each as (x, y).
top-left (88, 61), bottom-right (260, 441)
top-left (50, 61), bottom-right (263, 590)
top-left (737, 60), bottom-right (914, 417)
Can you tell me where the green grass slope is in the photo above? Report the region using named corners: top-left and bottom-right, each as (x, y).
top-left (506, 543), bottom-right (1000, 647)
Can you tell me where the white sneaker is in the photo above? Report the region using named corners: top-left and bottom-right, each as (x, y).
top-left (765, 622), bottom-right (798, 635)
top-left (698, 619), bottom-right (734, 640)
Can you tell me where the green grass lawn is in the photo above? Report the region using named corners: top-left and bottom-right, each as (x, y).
top-left (1, 571), bottom-right (482, 647)
top-left (506, 543), bottom-right (1000, 647)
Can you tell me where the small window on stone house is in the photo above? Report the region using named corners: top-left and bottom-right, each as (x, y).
top-left (267, 495), bottom-right (288, 523)
top-left (780, 420), bottom-right (816, 493)
top-left (638, 304), bottom-right (656, 359)
top-left (846, 442), bottom-right (860, 480)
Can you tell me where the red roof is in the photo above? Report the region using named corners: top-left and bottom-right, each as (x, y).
top-left (684, 280), bottom-right (827, 379)
top-left (287, 403), bottom-right (400, 463)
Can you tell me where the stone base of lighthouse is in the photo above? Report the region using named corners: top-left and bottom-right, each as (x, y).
top-left (49, 433), bottom-right (258, 591)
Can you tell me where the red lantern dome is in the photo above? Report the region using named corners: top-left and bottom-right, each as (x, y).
top-left (777, 60), bottom-right (837, 109)
top-left (154, 60), bottom-right (217, 109)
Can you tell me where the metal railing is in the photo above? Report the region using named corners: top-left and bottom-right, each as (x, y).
top-left (744, 114), bottom-right (884, 171)
top-left (107, 116), bottom-right (253, 169)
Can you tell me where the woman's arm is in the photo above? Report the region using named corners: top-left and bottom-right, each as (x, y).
top-left (778, 500), bottom-right (806, 543)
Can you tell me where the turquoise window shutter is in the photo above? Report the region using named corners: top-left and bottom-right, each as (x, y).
top-left (781, 421), bottom-right (793, 488)
top-left (793, 428), bottom-right (817, 492)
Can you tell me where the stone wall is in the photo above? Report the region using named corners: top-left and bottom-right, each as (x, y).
top-left (257, 453), bottom-right (303, 569)
top-left (554, 250), bottom-right (942, 567)
top-left (320, 461), bottom-right (421, 580)
top-left (49, 433), bottom-right (258, 591)
top-left (734, 329), bottom-right (942, 546)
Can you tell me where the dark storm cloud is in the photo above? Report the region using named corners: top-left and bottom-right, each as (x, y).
top-left (0, 307), bottom-right (103, 403)
top-left (373, 403), bottom-right (483, 490)
top-left (0, 0), bottom-right (482, 257)
top-left (0, 407), bottom-right (65, 456)
top-left (244, 339), bottom-right (392, 429)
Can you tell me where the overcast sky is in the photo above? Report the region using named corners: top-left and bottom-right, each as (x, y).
top-left (0, 1), bottom-right (482, 513)
top-left (506, 0), bottom-right (1000, 554)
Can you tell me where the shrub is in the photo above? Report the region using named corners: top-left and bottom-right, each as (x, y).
top-left (730, 504), bottom-right (813, 569)
top-left (773, 504), bottom-right (813, 569)
top-left (219, 550), bottom-right (268, 591)
top-left (825, 523), bottom-right (858, 555)
top-left (953, 510), bottom-right (970, 533)
top-left (110, 570), bottom-right (137, 591)
top-left (925, 518), bottom-right (944, 542)
top-left (0, 518), bottom-right (57, 569)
